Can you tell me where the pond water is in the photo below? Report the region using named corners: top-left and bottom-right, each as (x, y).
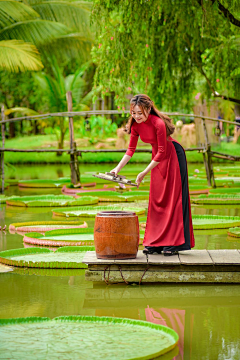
top-left (1, 163), bottom-right (240, 360)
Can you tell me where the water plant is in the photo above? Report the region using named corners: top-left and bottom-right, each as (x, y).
top-left (18, 178), bottom-right (72, 188)
top-left (23, 228), bottom-right (96, 247)
top-left (52, 205), bottom-right (146, 217)
top-left (227, 227), bottom-right (240, 238)
top-left (76, 190), bottom-right (149, 202)
top-left (6, 195), bottom-right (98, 207)
top-left (192, 194), bottom-right (240, 205)
top-left (209, 188), bottom-right (240, 194)
top-left (0, 316), bottom-right (178, 359)
top-left (9, 220), bottom-right (87, 233)
top-left (0, 246), bottom-right (95, 268)
top-left (192, 215), bottom-right (240, 229)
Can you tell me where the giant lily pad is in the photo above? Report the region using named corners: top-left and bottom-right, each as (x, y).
top-left (0, 316), bottom-right (178, 359)
top-left (209, 188), bottom-right (240, 195)
top-left (0, 246), bottom-right (95, 268)
top-left (52, 205), bottom-right (146, 217)
top-left (227, 227), bottom-right (240, 238)
top-left (215, 177), bottom-right (240, 187)
top-left (24, 228), bottom-right (96, 247)
top-left (76, 190), bottom-right (149, 202)
top-left (18, 178), bottom-right (71, 188)
top-left (24, 228), bottom-right (146, 247)
top-left (192, 194), bottom-right (240, 205)
top-left (192, 215), bottom-right (240, 229)
top-left (6, 195), bottom-right (98, 207)
top-left (9, 220), bottom-right (87, 233)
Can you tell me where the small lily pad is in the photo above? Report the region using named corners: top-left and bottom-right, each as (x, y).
top-left (227, 227), bottom-right (240, 238)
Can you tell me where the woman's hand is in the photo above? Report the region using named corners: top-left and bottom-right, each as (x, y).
top-left (110, 167), bottom-right (120, 176)
top-left (136, 171), bottom-right (146, 189)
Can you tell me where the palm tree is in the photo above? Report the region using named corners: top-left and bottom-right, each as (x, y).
top-left (0, 0), bottom-right (93, 72)
top-left (34, 60), bottom-right (94, 153)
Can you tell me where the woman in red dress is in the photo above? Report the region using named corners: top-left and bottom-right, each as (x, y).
top-left (111, 94), bottom-right (195, 256)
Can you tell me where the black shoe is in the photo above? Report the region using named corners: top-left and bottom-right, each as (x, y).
top-left (163, 251), bottom-right (178, 257)
top-left (143, 247), bottom-right (162, 255)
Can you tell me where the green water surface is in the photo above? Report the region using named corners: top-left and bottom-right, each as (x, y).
top-left (1, 163), bottom-right (240, 360)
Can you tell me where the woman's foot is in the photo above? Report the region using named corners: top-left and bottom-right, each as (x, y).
top-left (143, 247), bottom-right (162, 255)
top-left (163, 250), bottom-right (178, 257)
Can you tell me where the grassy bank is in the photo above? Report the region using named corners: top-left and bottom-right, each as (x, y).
top-left (3, 135), bottom-right (240, 164)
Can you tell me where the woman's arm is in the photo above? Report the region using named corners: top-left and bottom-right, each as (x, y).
top-left (136, 117), bottom-right (166, 188)
top-left (110, 124), bottom-right (139, 176)
top-left (110, 154), bottom-right (131, 176)
top-left (136, 160), bottom-right (159, 188)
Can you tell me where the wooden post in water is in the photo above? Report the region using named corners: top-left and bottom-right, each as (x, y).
top-left (202, 118), bottom-right (216, 188)
top-left (66, 91), bottom-right (80, 185)
top-left (0, 106), bottom-right (5, 193)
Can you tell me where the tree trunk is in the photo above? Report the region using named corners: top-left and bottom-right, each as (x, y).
top-left (9, 121), bottom-right (15, 138)
top-left (57, 130), bottom-right (65, 156)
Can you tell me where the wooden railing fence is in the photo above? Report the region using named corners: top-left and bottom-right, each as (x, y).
top-left (0, 91), bottom-right (240, 192)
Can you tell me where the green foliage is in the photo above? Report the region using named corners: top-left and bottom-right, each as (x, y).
top-left (92, 0), bottom-right (240, 109)
top-left (0, 40), bottom-right (43, 72)
top-left (87, 115), bottom-right (118, 138)
top-left (0, 0), bottom-right (93, 72)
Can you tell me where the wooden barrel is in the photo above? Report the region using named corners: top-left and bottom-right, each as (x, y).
top-left (94, 211), bottom-right (139, 259)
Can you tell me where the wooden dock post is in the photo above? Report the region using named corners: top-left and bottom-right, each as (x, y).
top-left (66, 91), bottom-right (80, 185)
top-left (0, 106), bottom-right (5, 193)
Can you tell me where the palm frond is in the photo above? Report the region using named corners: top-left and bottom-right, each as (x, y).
top-left (5, 107), bottom-right (39, 116)
top-left (31, 1), bottom-right (92, 33)
top-left (0, 0), bottom-right (39, 28)
top-left (33, 72), bottom-right (64, 110)
top-left (0, 19), bottom-right (69, 45)
top-left (39, 33), bottom-right (93, 62)
top-left (0, 39), bottom-right (43, 72)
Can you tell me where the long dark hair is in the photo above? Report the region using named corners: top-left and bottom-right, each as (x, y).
top-left (126, 94), bottom-right (175, 136)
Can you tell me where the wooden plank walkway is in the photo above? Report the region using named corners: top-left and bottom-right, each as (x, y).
top-left (83, 250), bottom-right (240, 283)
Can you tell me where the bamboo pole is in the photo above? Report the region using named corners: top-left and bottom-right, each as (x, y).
top-left (66, 91), bottom-right (80, 185)
top-left (0, 111), bottom-right (239, 127)
top-left (1, 106), bottom-right (5, 193)
top-left (0, 147), bottom-right (205, 153)
top-left (202, 119), bottom-right (216, 188)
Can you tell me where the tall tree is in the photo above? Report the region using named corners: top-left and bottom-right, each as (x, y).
top-left (92, 0), bottom-right (240, 110)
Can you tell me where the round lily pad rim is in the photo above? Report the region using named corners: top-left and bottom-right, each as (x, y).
top-left (0, 315), bottom-right (179, 359)
top-left (24, 228), bottom-right (95, 240)
top-left (0, 246), bottom-right (95, 269)
top-left (6, 195), bottom-right (99, 207)
top-left (52, 205), bottom-right (146, 217)
top-left (9, 220), bottom-right (86, 231)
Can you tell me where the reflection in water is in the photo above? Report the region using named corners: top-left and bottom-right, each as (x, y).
top-left (145, 307), bottom-right (185, 360)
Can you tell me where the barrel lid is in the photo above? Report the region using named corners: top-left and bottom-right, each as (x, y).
top-left (96, 211), bottom-right (136, 217)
